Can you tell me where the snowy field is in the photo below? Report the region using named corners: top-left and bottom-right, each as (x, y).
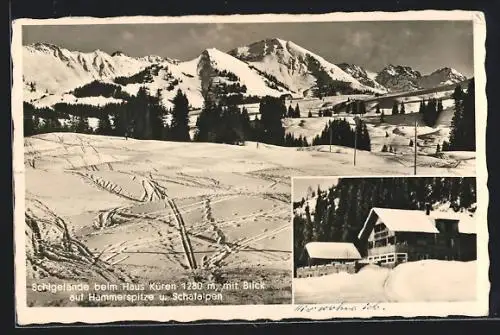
top-left (23, 132), bottom-right (474, 306)
top-left (293, 260), bottom-right (477, 304)
top-left (281, 91), bottom-right (475, 169)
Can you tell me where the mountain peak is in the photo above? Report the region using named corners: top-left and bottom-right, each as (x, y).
top-left (26, 42), bottom-right (62, 53)
top-left (336, 63), bottom-right (388, 92)
top-left (418, 67), bottom-right (467, 88)
top-left (376, 64), bottom-right (422, 91)
top-left (111, 50), bottom-right (126, 57)
top-left (431, 67), bottom-right (465, 78)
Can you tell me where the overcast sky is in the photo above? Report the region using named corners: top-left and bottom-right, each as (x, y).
top-left (293, 178), bottom-right (339, 202)
top-left (23, 21), bottom-right (473, 76)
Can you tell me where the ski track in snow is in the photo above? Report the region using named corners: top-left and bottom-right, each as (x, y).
top-left (25, 133), bottom-right (297, 280)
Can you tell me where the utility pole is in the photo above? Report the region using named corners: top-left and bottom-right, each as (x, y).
top-left (354, 127), bottom-right (357, 166)
top-left (354, 104), bottom-right (359, 166)
top-left (124, 109), bottom-right (129, 141)
top-left (329, 120), bottom-right (332, 153)
top-left (414, 119), bottom-right (417, 175)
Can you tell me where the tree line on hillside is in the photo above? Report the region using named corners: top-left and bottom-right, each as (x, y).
top-left (24, 87), bottom-right (188, 141)
top-left (194, 95), bottom-right (307, 146)
top-left (247, 64), bottom-right (292, 92)
top-left (293, 177), bottom-right (477, 270)
top-left (114, 64), bottom-right (162, 85)
top-left (418, 98), bottom-right (444, 127)
top-left (71, 80), bottom-right (132, 100)
top-left (346, 100), bottom-right (367, 114)
top-left (24, 88), bottom-right (372, 150)
top-left (311, 118), bottom-right (371, 151)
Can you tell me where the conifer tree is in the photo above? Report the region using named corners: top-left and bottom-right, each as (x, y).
top-left (258, 96), bottom-right (286, 145)
top-left (392, 101), bottom-right (399, 115)
top-left (448, 81), bottom-right (475, 151)
top-left (453, 80), bottom-right (475, 151)
top-left (241, 107), bottom-right (252, 140)
top-left (170, 89), bottom-right (191, 141)
top-left (419, 100), bottom-right (425, 114)
top-left (23, 103), bottom-right (37, 136)
top-left (150, 89), bottom-right (166, 140)
top-left (96, 113), bottom-right (113, 135)
top-left (294, 103), bottom-right (301, 118)
top-left (194, 100), bottom-right (221, 143)
top-left (400, 102), bottom-right (405, 114)
top-left (442, 140), bottom-right (449, 151)
top-left (74, 114), bottom-right (90, 133)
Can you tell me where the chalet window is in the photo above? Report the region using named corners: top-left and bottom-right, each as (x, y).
top-left (416, 238), bottom-right (427, 246)
top-left (368, 241), bottom-right (374, 249)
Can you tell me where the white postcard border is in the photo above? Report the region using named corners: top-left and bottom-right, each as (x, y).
top-left (12, 10), bottom-right (489, 324)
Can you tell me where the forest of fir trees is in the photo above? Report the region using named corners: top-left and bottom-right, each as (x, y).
top-left (24, 88), bottom-right (373, 150)
top-left (293, 177), bottom-right (476, 269)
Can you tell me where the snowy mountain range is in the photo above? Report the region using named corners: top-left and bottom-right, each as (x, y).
top-left (336, 63), bottom-right (389, 92)
top-left (372, 64), bottom-right (468, 92)
top-left (22, 39), bottom-right (468, 110)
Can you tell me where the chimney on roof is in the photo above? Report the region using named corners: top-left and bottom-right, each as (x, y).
top-left (425, 203), bottom-right (432, 215)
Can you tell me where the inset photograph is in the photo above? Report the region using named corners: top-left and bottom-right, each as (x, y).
top-left (292, 176), bottom-right (477, 304)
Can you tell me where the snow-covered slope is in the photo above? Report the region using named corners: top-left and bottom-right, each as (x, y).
top-left (198, 48), bottom-right (287, 99)
top-left (418, 67), bottom-right (468, 89)
top-left (22, 43), bottom-right (290, 110)
top-left (336, 63), bottom-right (388, 93)
top-left (23, 43), bottom-right (157, 95)
top-left (228, 38), bottom-right (385, 97)
top-left (294, 260), bottom-right (476, 303)
top-left (375, 64), bottom-right (423, 92)
top-left (26, 93), bottom-right (125, 109)
top-left (374, 64), bottom-right (467, 92)
top-left (22, 41), bottom-right (469, 110)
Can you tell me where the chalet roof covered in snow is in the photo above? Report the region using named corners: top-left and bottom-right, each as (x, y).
top-left (429, 211), bottom-right (476, 234)
top-left (358, 208), bottom-right (439, 240)
top-left (305, 242), bottom-right (361, 260)
top-left (358, 207), bottom-right (476, 240)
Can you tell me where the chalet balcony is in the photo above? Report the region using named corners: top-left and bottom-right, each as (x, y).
top-left (367, 243), bottom-right (457, 258)
top-left (367, 245), bottom-right (399, 256)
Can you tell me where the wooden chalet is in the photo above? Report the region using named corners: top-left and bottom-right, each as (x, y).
top-left (303, 241), bottom-right (361, 266)
top-left (357, 207), bottom-right (476, 266)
